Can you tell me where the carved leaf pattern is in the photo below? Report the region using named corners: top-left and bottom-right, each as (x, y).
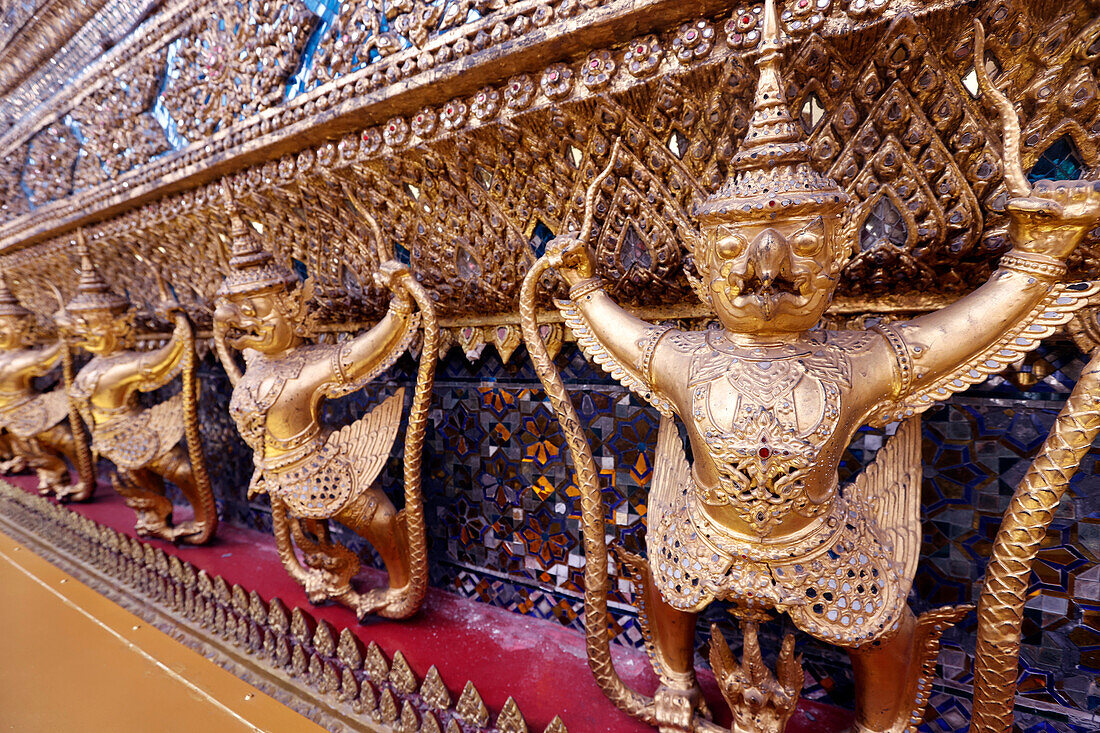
top-left (22, 123), bottom-right (79, 207)
top-left (3, 2), bottom-right (1100, 325)
top-left (163, 0), bottom-right (312, 139)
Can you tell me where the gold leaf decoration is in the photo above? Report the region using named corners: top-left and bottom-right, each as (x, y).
top-left (364, 641), bottom-right (390, 682)
top-left (455, 680), bottom-right (489, 726)
top-left (338, 627), bottom-right (364, 669)
top-left (389, 650), bottom-right (418, 694)
top-left (420, 665), bottom-right (452, 711)
top-left (313, 619), bottom-right (337, 657)
top-left (496, 697), bottom-right (528, 733)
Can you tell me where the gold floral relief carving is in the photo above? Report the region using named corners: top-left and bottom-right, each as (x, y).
top-left (231, 174), bottom-right (390, 322)
top-left (70, 48), bottom-right (171, 187)
top-left (163, 0), bottom-right (313, 140)
top-left (3, 1), bottom-right (1100, 338)
top-left (0, 145), bottom-right (29, 221)
top-left (21, 123), bottom-right (79, 208)
top-left (313, 0), bottom-right (518, 85)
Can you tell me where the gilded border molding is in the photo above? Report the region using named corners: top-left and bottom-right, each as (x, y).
top-left (0, 479), bottom-right (568, 733)
top-left (0, 0), bottom-right (980, 254)
top-left (0, 0), bottom-right (113, 98)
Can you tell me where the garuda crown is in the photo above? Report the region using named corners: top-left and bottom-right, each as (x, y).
top-left (694, 0), bottom-right (847, 223)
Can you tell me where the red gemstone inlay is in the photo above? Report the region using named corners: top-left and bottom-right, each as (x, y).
top-left (758, 446), bottom-right (771, 458)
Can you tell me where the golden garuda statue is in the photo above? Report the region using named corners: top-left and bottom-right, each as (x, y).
top-left (212, 184), bottom-right (438, 620)
top-left (520, 3), bottom-right (1100, 732)
top-left (0, 271), bottom-right (94, 501)
top-left (56, 231), bottom-right (217, 544)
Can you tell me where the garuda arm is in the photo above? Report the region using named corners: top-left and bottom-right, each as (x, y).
top-left (121, 312), bottom-right (191, 394)
top-left (546, 236), bottom-right (677, 418)
top-left (11, 341), bottom-right (63, 379)
top-left (869, 185), bottom-right (1100, 426)
top-left (870, 27), bottom-right (1100, 425)
top-left (318, 261), bottom-right (420, 400)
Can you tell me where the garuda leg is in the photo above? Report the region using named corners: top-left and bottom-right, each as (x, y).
top-left (35, 424), bottom-right (93, 501)
top-left (112, 467), bottom-right (173, 538)
top-left (334, 488), bottom-right (413, 618)
top-left (147, 444), bottom-right (217, 544)
top-left (848, 604), bottom-right (972, 733)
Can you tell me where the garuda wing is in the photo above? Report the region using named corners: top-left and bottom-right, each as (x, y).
top-left (96, 393), bottom-right (184, 469)
top-left (847, 415), bottom-right (923, 595)
top-left (651, 412), bottom-right (690, 517)
top-left (870, 282), bottom-right (1100, 426)
top-left (3, 388), bottom-right (69, 438)
top-left (330, 388), bottom-right (405, 493)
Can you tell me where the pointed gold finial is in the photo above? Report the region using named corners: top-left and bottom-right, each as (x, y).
top-left (66, 228), bottom-right (130, 314)
top-left (695, 0), bottom-right (847, 222)
top-left (215, 181), bottom-right (298, 298)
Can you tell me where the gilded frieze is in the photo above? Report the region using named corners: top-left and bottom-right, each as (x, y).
top-left (1, 1), bottom-right (1098, 334)
top-left (164, 0), bottom-right (312, 140)
top-left (70, 48), bottom-right (170, 185)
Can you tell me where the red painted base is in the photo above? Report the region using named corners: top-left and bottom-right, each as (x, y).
top-left (5, 474), bottom-right (854, 733)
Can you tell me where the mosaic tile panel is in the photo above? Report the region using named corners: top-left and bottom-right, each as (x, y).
top-left (156, 339), bottom-right (1100, 726)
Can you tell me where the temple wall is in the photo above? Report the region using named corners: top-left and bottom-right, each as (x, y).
top-left (188, 338), bottom-right (1100, 732)
top-left (3, 0), bottom-right (1100, 729)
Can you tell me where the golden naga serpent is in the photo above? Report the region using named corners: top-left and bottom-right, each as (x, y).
top-left (360, 210), bottom-right (439, 619)
top-left (379, 270), bottom-right (437, 619)
top-left (970, 347), bottom-right (1100, 732)
top-left (969, 18), bottom-right (1100, 731)
top-left (58, 333), bottom-right (96, 501)
top-left (154, 271), bottom-right (217, 544)
top-left (45, 280), bottom-right (96, 501)
top-left (520, 148), bottom-right (725, 732)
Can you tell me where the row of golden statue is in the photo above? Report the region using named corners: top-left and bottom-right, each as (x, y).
top-left (3, 6), bottom-right (1099, 732)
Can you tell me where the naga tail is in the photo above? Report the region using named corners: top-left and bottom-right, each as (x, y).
top-left (519, 254), bottom-right (656, 725)
top-left (179, 314), bottom-right (218, 544)
top-left (60, 337), bottom-right (96, 500)
top-left (377, 274), bottom-right (438, 620)
top-left (970, 347), bottom-right (1100, 732)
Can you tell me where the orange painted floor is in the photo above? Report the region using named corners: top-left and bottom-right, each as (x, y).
top-left (0, 529), bottom-right (327, 733)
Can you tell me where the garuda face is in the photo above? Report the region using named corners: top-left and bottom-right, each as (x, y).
top-left (214, 285), bottom-right (304, 356)
top-left (699, 210), bottom-right (848, 337)
top-left (62, 309), bottom-right (133, 355)
top-left (0, 314), bottom-right (31, 351)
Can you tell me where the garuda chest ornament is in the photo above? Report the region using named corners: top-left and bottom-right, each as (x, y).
top-left (214, 183), bottom-right (437, 621)
top-left (521, 2), bottom-right (1100, 732)
top-left (645, 330), bottom-right (913, 653)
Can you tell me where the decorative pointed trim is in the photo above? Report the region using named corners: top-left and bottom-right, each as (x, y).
top-left (0, 478), bottom-right (569, 733)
